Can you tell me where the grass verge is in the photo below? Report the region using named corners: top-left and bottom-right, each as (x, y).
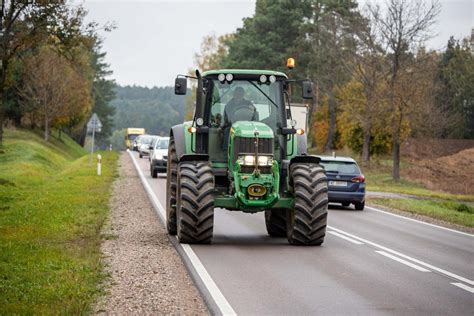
top-left (357, 159), bottom-right (474, 202)
top-left (0, 129), bottom-right (118, 314)
top-left (370, 198), bottom-right (474, 228)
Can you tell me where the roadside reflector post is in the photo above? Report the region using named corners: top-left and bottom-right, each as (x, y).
top-left (97, 154), bottom-right (102, 176)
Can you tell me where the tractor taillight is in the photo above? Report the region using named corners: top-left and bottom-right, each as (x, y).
top-left (352, 175), bottom-right (365, 183)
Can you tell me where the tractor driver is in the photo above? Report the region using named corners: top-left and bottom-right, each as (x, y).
top-left (223, 86), bottom-right (258, 125)
top-left (222, 86), bottom-right (259, 149)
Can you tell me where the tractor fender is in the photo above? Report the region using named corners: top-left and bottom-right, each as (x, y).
top-left (180, 154), bottom-right (209, 162)
top-left (170, 124), bottom-right (187, 160)
top-left (170, 124), bottom-right (209, 162)
top-left (289, 155), bottom-right (321, 166)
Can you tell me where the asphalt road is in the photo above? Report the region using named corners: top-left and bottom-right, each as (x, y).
top-left (132, 152), bottom-right (473, 315)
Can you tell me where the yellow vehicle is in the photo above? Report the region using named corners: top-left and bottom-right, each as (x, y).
top-left (125, 128), bottom-right (145, 150)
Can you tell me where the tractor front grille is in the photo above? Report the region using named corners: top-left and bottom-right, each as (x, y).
top-left (233, 137), bottom-right (273, 161)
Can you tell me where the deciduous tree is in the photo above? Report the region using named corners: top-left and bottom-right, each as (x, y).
top-left (19, 47), bottom-right (92, 141)
top-left (367, 0), bottom-right (440, 181)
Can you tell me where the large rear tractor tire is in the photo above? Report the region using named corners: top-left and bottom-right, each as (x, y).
top-left (265, 209), bottom-right (287, 237)
top-left (287, 163), bottom-right (328, 246)
top-left (166, 138), bottom-right (178, 235)
top-left (176, 161), bottom-right (214, 244)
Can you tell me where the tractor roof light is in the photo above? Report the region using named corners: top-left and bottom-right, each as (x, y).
top-left (269, 75), bottom-right (276, 83)
top-left (287, 57), bottom-right (295, 69)
top-left (259, 75), bottom-right (267, 83)
top-left (225, 73), bottom-right (233, 82)
top-left (218, 73), bottom-right (226, 82)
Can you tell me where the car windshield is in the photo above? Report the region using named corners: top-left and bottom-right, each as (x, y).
top-left (320, 161), bottom-right (360, 174)
top-left (209, 79), bottom-right (283, 132)
top-left (141, 136), bottom-right (153, 144)
top-left (156, 139), bottom-right (169, 149)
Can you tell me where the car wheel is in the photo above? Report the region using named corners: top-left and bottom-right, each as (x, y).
top-left (354, 201), bottom-right (365, 211)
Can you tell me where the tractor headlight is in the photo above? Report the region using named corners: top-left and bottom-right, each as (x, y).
top-left (237, 155), bottom-right (255, 166)
top-left (257, 155), bottom-right (273, 166)
top-left (238, 155), bottom-right (273, 166)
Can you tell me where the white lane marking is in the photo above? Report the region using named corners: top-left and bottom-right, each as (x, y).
top-left (376, 251), bottom-right (431, 272)
top-left (366, 206), bottom-right (474, 238)
top-left (451, 283), bottom-right (474, 294)
top-left (129, 152), bottom-right (237, 316)
top-left (329, 225), bottom-right (474, 286)
top-left (328, 231), bottom-right (364, 245)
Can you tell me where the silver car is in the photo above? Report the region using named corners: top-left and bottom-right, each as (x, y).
top-left (138, 135), bottom-right (158, 158)
top-left (149, 137), bottom-right (170, 178)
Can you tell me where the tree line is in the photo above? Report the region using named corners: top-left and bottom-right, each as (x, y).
top-left (108, 85), bottom-right (187, 150)
top-left (192, 0), bottom-right (474, 181)
top-left (0, 1), bottom-right (115, 147)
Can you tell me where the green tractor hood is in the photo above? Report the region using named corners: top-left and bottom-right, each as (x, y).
top-left (230, 121), bottom-right (274, 139)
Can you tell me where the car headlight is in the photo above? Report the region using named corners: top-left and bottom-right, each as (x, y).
top-left (238, 155), bottom-right (273, 166)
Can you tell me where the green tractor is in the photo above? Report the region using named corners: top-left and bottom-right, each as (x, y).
top-left (167, 66), bottom-right (328, 245)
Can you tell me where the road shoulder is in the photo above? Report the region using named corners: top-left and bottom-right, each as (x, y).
top-left (94, 152), bottom-right (208, 314)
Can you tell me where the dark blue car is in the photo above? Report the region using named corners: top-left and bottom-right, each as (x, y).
top-left (319, 156), bottom-right (366, 210)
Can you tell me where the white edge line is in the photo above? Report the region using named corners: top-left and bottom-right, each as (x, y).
top-left (376, 250), bottom-right (431, 272)
top-left (129, 152), bottom-right (237, 316)
top-left (451, 283), bottom-right (474, 294)
top-left (328, 225), bottom-right (474, 286)
top-left (366, 206), bottom-right (474, 238)
top-left (328, 231), bottom-right (364, 245)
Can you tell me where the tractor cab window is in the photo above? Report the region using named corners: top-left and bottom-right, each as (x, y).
top-left (207, 78), bottom-right (284, 162)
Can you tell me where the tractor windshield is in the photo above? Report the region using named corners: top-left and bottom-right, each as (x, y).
top-left (207, 79), bottom-right (285, 162)
top-left (209, 79), bottom-right (283, 132)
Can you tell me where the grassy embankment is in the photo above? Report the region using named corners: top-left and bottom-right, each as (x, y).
top-left (311, 148), bottom-right (474, 227)
top-left (363, 164), bottom-right (473, 227)
top-left (360, 159), bottom-right (473, 227)
top-left (0, 129), bottom-right (118, 314)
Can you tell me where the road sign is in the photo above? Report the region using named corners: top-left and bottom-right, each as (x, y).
top-left (87, 113), bottom-right (102, 164)
top-left (87, 113), bottom-right (102, 133)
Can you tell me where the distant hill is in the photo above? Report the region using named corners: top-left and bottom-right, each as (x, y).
top-left (111, 85), bottom-right (187, 136)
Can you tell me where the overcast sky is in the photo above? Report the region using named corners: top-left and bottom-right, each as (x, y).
top-left (82, 0), bottom-right (473, 88)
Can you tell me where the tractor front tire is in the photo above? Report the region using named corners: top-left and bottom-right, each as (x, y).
top-left (265, 209), bottom-right (287, 237)
top-left (287, 163), bottom-right (328, 246)
top-left (166, 138), bottom-right (178, 235)
top-left (176, 161), bottom-right (214, 244)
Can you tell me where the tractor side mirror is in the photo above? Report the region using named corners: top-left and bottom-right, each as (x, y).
top-left (174, 77), bottom-right (187, 95)
top-left (302, 81), bottom-right (313, 99)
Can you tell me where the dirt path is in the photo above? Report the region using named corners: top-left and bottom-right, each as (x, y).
top-left (95, 153), bottom-right (208, 314)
